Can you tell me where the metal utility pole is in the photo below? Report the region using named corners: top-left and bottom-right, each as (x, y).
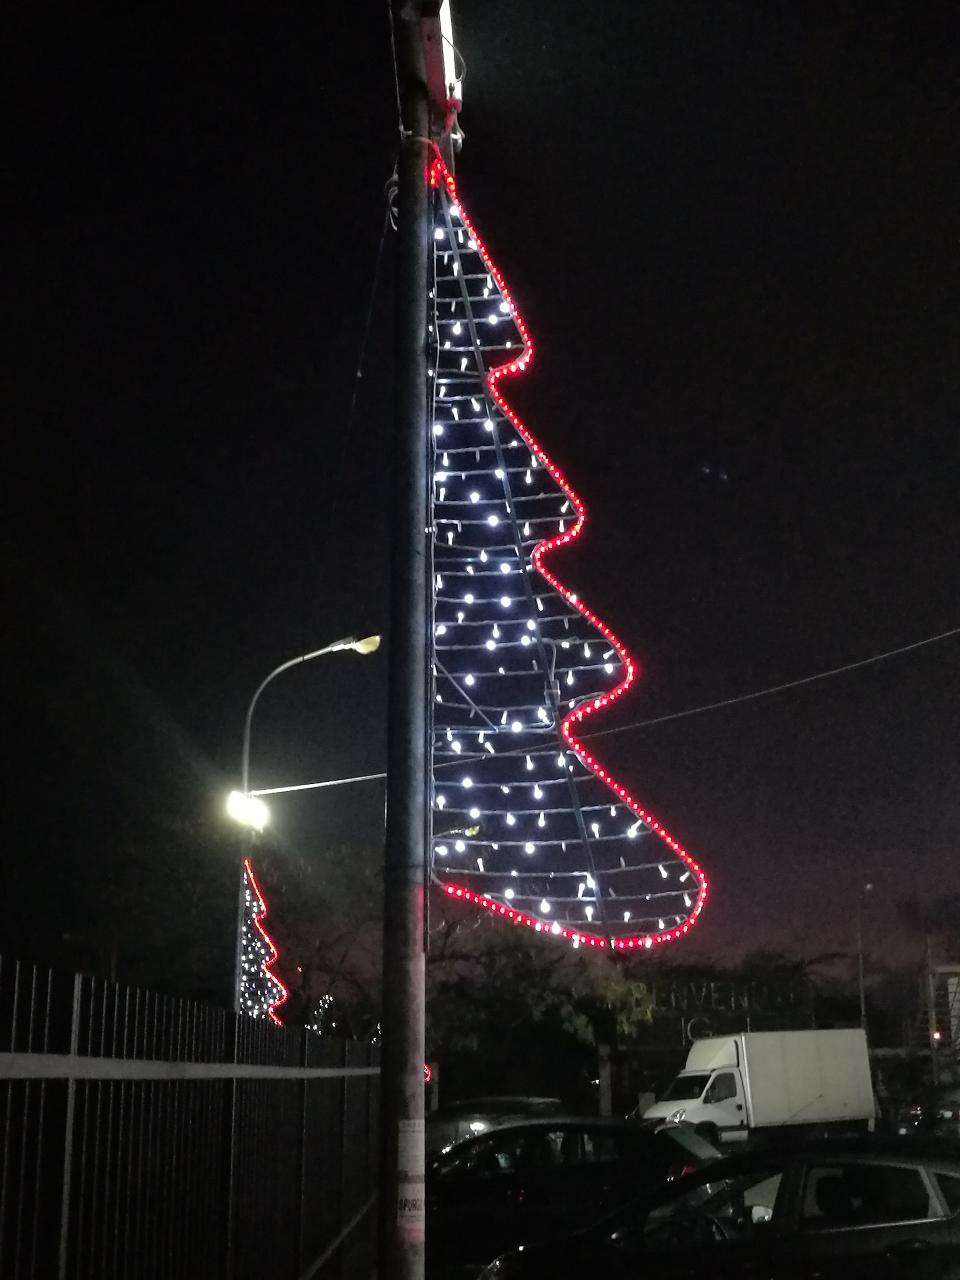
top-left (380, 6), bottom-right (461, 1277)
top-left (856, 882), bottom-right (873, 1033)
top-left (927, 932), bottom-right (941, 1087)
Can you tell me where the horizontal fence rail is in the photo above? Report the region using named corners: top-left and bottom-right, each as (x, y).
top-left (0, 957), bottom-right (379, 1280)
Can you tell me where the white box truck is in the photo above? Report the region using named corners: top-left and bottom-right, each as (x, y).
top-left (643, 1030), bottom-right (875, 1145)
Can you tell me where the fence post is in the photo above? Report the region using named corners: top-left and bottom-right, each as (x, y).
top-left (338, 1039), bottom-right (351, 1280)
top-left (57, 973), bottom-right (82, 1280)
top-left (221, 1014), bottom-right (239, 1280)
top-left (296, 1028), bottom-right (309, 1274)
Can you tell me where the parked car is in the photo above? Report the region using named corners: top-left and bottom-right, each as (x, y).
top-left (427, 1097), bottom-right (563, 1155)
top-left (643, 1030), bottom-right (875, 1146)
top-left (427, 1117), bottom-right (719, 1277)
top-left (479, 1138), bottom-right (960, 1279)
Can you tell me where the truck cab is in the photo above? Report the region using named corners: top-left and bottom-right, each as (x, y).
top-left (644, 1045), bottom-right (748, 1143)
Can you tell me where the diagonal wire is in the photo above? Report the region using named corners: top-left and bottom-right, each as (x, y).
top-left (256, 626), bottom-right (960, 793)
top-left (386, 0), bottom-right (404, 136)
top-left (588, 624), bottom-right (960, 741)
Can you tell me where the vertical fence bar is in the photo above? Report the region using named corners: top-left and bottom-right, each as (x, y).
top-left (99, 980), bottom-right (119, 1280)
top-left (296, 1030), bottom-right (309, 1275)
top-left (29, 968), bottom-right (54, 1279)
top-left (57, 973), bottom-right (82, 1280)
top-left (221, 1013), bottom-right (238, 1280)
top-left (13, 966), bottom-right (39, 1280)
top-left (0, 961), bottom-right (23, 1274)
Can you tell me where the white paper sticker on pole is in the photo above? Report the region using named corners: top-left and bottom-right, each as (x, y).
top-left (398, 1180), bottom-right (425, 1241)
top-left (398, 1119), bottom-right (426, 1240)
top-left (398, 1118), bottom-right (425, 1176)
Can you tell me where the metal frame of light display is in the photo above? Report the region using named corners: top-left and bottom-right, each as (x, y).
top-left (428, 156), bottom-right (708, 951)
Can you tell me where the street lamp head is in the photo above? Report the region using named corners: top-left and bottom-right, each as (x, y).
top-left (350, 634), bottom-right (382, 655)
top-left (226, 790), bottom-right (270, 832)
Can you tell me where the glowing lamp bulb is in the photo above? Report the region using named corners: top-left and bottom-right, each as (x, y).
top-left (540, 899), bottom-right (551, 914)
top-left (227, 791), bottom-right (270, 832)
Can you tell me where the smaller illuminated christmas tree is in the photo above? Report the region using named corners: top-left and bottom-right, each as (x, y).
top-left (238, 858), bottom-right (288, 1025)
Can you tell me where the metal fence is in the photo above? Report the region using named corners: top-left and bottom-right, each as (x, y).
top-left (0, 956), bottom-right (379, 1280)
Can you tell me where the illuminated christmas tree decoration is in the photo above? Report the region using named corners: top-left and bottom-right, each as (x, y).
top-left (428, 155), bottom-right (708, 950)
top-left (239, 858), bottom-right (288, 1025)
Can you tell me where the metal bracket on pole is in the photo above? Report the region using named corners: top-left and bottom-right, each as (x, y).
top-left (419, 0), bottom-right (463, 166)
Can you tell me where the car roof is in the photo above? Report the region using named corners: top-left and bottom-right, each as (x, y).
top-left (683, 1135), bottom-right (960, 1174)
top-left (436, 1115), bottom-right (683, 1136)
top-left (428, 1096), bottom-right (561, 1118)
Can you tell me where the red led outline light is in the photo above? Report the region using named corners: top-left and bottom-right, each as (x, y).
top-left (243, 857), bottom-right (289, 1025)
top-left (430, 155), bottom-right (709, 951)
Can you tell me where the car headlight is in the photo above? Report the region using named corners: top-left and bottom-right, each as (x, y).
top-left (668, 1108), bottom-right (686, 1124)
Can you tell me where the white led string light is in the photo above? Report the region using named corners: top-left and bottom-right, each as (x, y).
top-left (239, 859), bottom-right (288, 1023)
top-left (428, 158), bottom-right (707, 950)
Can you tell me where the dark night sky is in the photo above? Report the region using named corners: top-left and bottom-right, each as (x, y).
top-left (3, 2), bottom-right (959, 972)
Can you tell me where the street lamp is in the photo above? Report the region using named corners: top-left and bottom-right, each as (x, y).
top-left (225, 790), bottom-right (270, 831)
top-left (229, 633), bottom-right (381, 1012)
top-left (856, 881), bottom-right (874, 1033)
top-left (234, 634), bottom-right (381, 808)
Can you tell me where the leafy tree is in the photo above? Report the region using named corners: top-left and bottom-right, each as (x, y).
top-left (257, 842), bottom-right (382, 1037)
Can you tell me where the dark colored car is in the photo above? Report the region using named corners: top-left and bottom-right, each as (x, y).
top-left (426, 1117), bottom-right (719, 1277)
top-left (427, 1097), bottom-right (563, 1156)
top-left (479, 1138), bottom-right (960, 1280)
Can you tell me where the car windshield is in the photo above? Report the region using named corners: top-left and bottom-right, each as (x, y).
top-left (660, 1073), bottom-right (710, 1102)
top-left (627, 1167), bottom-right (785, 1251)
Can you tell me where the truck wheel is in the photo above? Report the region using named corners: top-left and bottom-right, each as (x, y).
top-left (695, 1123), bottom-right (720, 1147)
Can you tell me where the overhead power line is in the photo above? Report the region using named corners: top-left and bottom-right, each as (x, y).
top-left (255, 625), bottom-right (960, 795)
top-left (588, 624), bottom-right (960, 741)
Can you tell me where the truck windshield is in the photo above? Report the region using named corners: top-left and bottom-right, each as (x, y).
top-left (660, 1073), bottom-right (711, 1102)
